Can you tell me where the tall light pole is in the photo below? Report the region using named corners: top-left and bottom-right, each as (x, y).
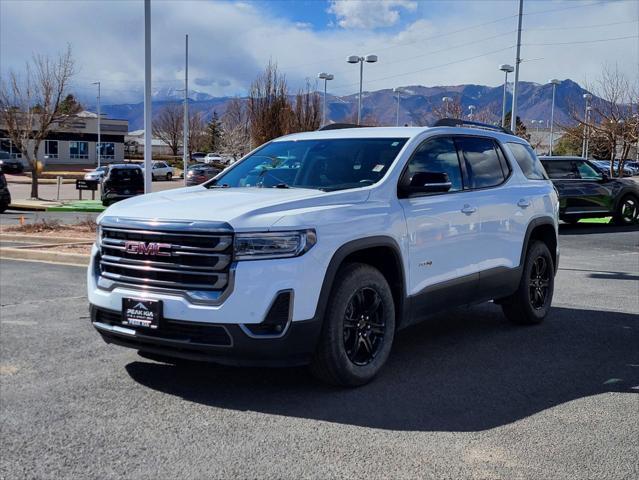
top-left (510, 0), bottom-right (524, 133)
top-left (393, 87), bottom-right (403, 126)
top-left (318, 72), bottom-right (334, 127)
top-left (584, 106), bottom-right (592, 159)
top-left (582, 93), bottom-right (592, 158)
top-left (549, 79), bottom-right (561, 156)
top-left (499, 64), bottom-right (514, 128)
top-left (347, 54), bottom-right (377, 125)
top-left (143, 0), bottom-right (152, 194)
top-left (442, 96), bottom-right (452, 117)
top-left (183, 34), bottom-right (189, 185)
top-left (92, 81), bottom-right (101, 168)
top-left (468, 105), bottom-right (476, 120)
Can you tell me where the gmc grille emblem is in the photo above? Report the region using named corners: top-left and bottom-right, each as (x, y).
top-left (124, 241), bottom-right (171, 256)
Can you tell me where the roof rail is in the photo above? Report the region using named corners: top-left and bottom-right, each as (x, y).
top-left (318, 123), bottom-right (364, 131)
top-left (432, 118), bottom-right (513, 135)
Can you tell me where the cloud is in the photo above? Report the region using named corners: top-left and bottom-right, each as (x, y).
top-left (0, 0), bottom-right (636, 106)
top-left (327, 0), bottom-right (417, 29)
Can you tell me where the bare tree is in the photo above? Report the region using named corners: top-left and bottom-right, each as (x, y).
top-left (221, 97), bottom-right (250, 160)
top-left (247, 61), bottom-right (292, 147)
top-left (431, 96), bottom-right (463, 121)
top-left (0, 46), bottom-right (77, 198)
top-left (187, 110), bottom-right (207, 158)
top-left (289, 80), bottom-right (321, 133)
top-left (152, 103), bottom-right (182, 156)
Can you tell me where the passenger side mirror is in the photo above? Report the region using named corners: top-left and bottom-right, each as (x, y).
top-left (399, 171), bottom-right (452, 197)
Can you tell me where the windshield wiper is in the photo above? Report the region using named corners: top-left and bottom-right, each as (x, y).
top-left (208, 183), bottom-right (230, 189)
top-left (273, 183), bottom-right (290, 189)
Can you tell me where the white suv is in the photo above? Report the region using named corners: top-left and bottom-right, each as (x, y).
top-left (88, 121), bottom-right (559, 386)
top-left (151, 161), bottom-right (173, 181)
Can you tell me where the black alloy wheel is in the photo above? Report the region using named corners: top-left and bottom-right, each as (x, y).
top-left (529, 255), bottom-right (551, 310)
top-left (616, 195), bottom-right (638, 225)
top-left (343, 287), bottom-right (386, 366)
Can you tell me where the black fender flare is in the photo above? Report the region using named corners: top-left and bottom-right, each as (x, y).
top-left (520, 216), bottom-right (558, 273)
top-left (312, 236), bottom-right (407, 326)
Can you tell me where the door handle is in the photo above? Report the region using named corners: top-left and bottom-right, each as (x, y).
top-left (461, 204), bottom-right (477, 215)
top-left (517, 199), bottom-right (531, 208)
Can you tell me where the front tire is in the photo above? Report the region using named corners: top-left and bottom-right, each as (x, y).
top-left (613, 194), bottom-right (638, 225)
top-left (310, 263), bottom-right (395, 387)
top-left (166, 172), bottom-right (173, 181)
top-left (501, 241), bottom-right (554, 325)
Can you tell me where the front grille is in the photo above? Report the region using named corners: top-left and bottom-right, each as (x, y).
top-left (98, 223), bottom-right (233, 293)
top-left (95, 308), bottom-right (232, 346)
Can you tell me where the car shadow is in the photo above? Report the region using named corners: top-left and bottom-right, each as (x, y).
top-left (559, 222), bottom-right (639, 236)
top-left (125, 304), bottom-right (638, 432)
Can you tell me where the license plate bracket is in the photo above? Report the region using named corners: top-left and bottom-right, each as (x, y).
top-left (122, 298), bottom-right (162, 329)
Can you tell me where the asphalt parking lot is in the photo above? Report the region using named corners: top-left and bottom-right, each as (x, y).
top-left (1, 223), bottom-right (638, 479)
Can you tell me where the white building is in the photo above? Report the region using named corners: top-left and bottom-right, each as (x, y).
top-left (125, 130), bottom-right (178, 156)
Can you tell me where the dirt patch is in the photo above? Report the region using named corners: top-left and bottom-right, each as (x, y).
top-left (36, 243), bottom-right (93, 255)
top-left (1, 218), bottom-right (96, 239)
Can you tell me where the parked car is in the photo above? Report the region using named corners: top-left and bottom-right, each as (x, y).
top-left (90, 121), bottom-right (560, 387)
top-left (0, 152), bottom-right (24, 174)
top-left (191, 152), bottom-right (206, 162)
top-left (0, 172), bottom-right (11, 213)
top-left (151, 161), bottom-right (174, 181)
top-left (101, 164), bottom-right (145, 206)
top-left (540, 156), bottom-right (639, 225)
top-left (186, 163), bottom-right (221, 186)
top-left (591, 160), bottom-right (635, 177)
top-left (84, 166), bottom-right (109, 182)
top-left (203, 153), bottom-right (224, 164)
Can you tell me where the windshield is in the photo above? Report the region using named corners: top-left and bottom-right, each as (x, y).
top-left (208, 138), bottom-right (408, 191)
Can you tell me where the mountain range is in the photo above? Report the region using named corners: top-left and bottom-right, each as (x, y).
top-left (98, 79), bottom-right (592, 132)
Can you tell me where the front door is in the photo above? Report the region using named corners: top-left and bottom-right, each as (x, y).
top-left (398, 136), bottom-right (481, 320)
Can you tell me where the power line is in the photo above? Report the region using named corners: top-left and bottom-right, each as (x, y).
top-left (525, 34), bottom-right (638, 47)
top-left (525, 20), bottom-right (637, 31)
top-left (523, 0), bottom-right (607, 17)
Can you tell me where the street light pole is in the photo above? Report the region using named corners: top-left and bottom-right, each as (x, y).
top-left (510, 0), bottom-right (524, 133)
top-left (582, 93), bottom-right (592, 158)
top-left (549, 79), bottom-right (560, 156)
top-left (347, 54), bottom-right (377, 125)
top-left (92, 81), bottom-right (101, 168)
top-left (318, 72), bottom-right (334, 127)
top-left (143, 0), bottom-right (152, 194)
top-left (183, 34), bottom-right (189, 185)
top-left (499, 64), bottom-right (514, 128)
top-left (585, 107), bottom-right (592, 159)
top-left (468, 105), bottom-right (476, 120)
top-left (394, 87), bottom-right (402, 126)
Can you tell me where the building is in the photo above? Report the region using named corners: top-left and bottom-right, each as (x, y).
top-left (0, 111), bottom-right (128, 168)
top-left (125, 130), bottom-right (178, 156)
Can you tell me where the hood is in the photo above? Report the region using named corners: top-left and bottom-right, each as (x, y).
top-left (100, 185), bottom-right (369, 230)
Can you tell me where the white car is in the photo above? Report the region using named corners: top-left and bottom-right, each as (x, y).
top-left (84, 166), bottom-right (108, 182)
top-left (89, 120), bottom-right (559, 386)
top-left (151, 161), bottom-right (174, 181)
top-left (203, 153), bottom-right (224, 164)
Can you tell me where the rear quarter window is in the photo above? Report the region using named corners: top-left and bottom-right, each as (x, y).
top-left (455, 136), bottom-right (507, 189)
top-left (508, 143), bottom-right (549, 180)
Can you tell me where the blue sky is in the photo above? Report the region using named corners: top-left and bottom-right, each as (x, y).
top-left (1, 0), bottom-right (637, 103)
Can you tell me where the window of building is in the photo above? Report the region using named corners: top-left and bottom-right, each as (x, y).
top-left (406, 137), bottom-right (463, 192)
top-left (70, 141), bottom-right (89, 159)
top-left (97, 142), bottom-right (115, 160)
top-left (0, 139), bottom-right (22, 158)
top-left (45, 140), bottom-right (59, 159)
top-left (456, 137), bottom-right (507, 189)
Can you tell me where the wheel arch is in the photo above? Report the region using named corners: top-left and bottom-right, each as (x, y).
top-left (521, 217), bottom-right (558, 274)
top-left (313, 236), bottom-right (407, 329)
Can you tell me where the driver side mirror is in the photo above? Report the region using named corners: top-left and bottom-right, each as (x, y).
top-left (399, 171), bottom-right (452, 197)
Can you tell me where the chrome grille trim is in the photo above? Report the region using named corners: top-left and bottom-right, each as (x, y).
top-left (97, 217), bottom-right (234, 301)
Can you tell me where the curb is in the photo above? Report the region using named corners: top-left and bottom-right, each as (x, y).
top-left (7, 203), bottom-right (51, 211)
top-left (47, 205), bottom-right (105, 213)
top-left (0, 234), bottom-right (93, 244)
top-left (0, 246), bottom-right (90, 266)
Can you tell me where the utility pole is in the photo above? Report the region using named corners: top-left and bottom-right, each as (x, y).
top-left (510, 0), bottom-right (524, 133)
top-left (143, 0), bottom-right (152, 194)
top-left (92, 81), bottom-right (101, 168)
top-left (183, 34), bottom-right (189, 185)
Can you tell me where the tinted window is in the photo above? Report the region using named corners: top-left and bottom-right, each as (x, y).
top-left (576, 161), bottom-right (601, 180)
top-left (456, 137), bottom-right (506, 188)
top-left (109, 168), bottom-right (143, 185)
top-left (212, 138), bottom-right (408, 191)
top-left (508, 142), bottom-right (548, 180)
top-left (406, 137), bottom-right (463, 192)
top-left (541, 161), bottom-right (578, 179)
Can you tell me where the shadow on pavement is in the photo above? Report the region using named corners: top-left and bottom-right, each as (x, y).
top-left (559, 222), bottom-right (639, 236)
top-left (125, 304), bottom-right (639, 432)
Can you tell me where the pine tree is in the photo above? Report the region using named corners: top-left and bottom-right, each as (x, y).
top-left (504, 111), bottom-right (530, 141)
top-left (206, 111), bottom-right (222, 152)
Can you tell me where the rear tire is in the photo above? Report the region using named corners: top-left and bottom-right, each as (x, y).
top-left (613, 194), bottom-right (638, 225)
top-left (501, 241), bottom-right (554, 325)
top-left (310, 263), bottom-right (395, 387)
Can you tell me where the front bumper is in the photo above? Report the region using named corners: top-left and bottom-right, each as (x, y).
top-left (91, 305), bottom-right (322, 367)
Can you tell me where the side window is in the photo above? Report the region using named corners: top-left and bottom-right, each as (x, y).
top-left (542, 161), bottom-right (577, 179)
top-left (576, 161), bottom-right (601, 180)
top-left (507, 142), bottom-right (549, 180)
top-left (456, 136), bottom-right (506, 189)
top-left (406, 137), bottom-right (463, 192)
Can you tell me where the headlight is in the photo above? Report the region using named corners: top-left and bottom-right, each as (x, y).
top-left (234, 229), bottom-right (316, 260)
